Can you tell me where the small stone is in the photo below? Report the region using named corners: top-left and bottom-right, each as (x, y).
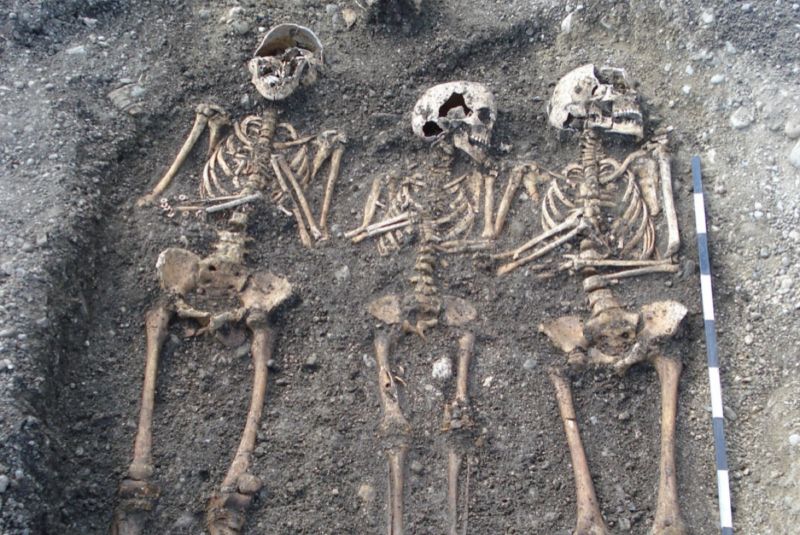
top-left (275, 377), bottom-right (289, 386)
top-left (0, 474), bottom-right (8, 493)
top-left (730, 107), bottom-right (754, 130)
top-left (432, 357), bottom-right (452, 381)
top-left (789, 433), bottom-right (800, 447)
top-left (523, 358), bottom-right (537, 371)
top-left (410, 460), bottom-right (424, 474)
top-left (482, 376), bottom-right (494, 388)
top-left (560, 12), bottom-right (574, 34)
top-left (759, 248), bottom-right (770, 259)
top-left (235, 343), bottom-right (250, 359)
top-left (358, 483), bottom-right (375, 504)
top-left (75, 446), bottom-right (85, 456)
top-left (700, 10), bottom-right (715, 24)
top-left (173, 512), bottom-right (196, 529)
top-left (789, 140), bottom-right (800, 169)
top-left (685, 65), bottom-right (694, 75)
top-left (230, 20), bottom-right (251, 35)
top-left (681, 85), bottom-right (691, 95)
top-left (334, 265), bottom-right (350, 282)
top-left (618, 517), bottom-right (632, 531)
top-left (303, 354), bottom-right (319, 371)
top-left (0, 327), bottom-right (17, 338)
top-left (342, 7), bottom-right (358, 28)
top-left (21, 242), bottom-right (34, 252)
top-left (744, 334), bottom-right (754, 345)
top-left (741, 2), bottom-right (752, 11)
top-left (65, 45), bottom-right (87, 56)
top-left (618, 410), bottom-right (631, 421)
top-left (785, 115), bottom-right (800, 139)
top-left (709, 74), bottom-right (725, 85)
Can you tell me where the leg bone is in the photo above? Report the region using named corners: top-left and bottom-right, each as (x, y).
top-left (549, 368), bottom-right (608, 535)
top-left (651, 354), bottom-right (687, 535)
top-left (206, 322), bottom-right (274, 535)
top-left (374, 334), bottom-right (411, 535)
top-left (111, 303), bottom-right (173, 535)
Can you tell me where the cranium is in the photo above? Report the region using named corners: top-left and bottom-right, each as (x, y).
top-left (548, 64), bottom-right (643, 139)
top-left (411, 81), bottom-right (496, 163)
top-left (248, 24), bottom-right (324, 101)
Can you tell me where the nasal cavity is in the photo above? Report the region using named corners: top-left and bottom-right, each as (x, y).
top-left (439, 92), bottom-right (471, 118)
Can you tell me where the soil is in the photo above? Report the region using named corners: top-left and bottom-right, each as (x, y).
top-left (1, 1), bottom-right (799, 534)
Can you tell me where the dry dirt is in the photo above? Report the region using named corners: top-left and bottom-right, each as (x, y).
top-left (1, 1), bottom-right (799, 534)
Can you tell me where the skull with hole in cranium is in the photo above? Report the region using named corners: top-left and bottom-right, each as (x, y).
top-left (248, 23), bottom-right (324, 101)
top-left (411, 81), bottom-right (496, 164)
top-left (548, 64), bottom-right (643, 139)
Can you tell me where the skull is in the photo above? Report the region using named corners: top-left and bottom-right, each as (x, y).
top-left (411, 81), bottom-right (496, 163)
top-left (547, 64), bottom-right (643, 139)
top-left (248, 24), bottom-right (324, 101)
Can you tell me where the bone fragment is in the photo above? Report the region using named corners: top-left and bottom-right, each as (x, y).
top-left (493, 165), bottom-right (524, 236)
top-left (495, 209), bottom-right (583, 261)
top-left (481, 174), bottom-right (495, 239)
top-left (271, 156), bottom-right (312, 247)
top-left (583, 264), bottom-right (679, 288)
top-left (496, 221), bottom-right (585, 276)
top-left (274, 155), bottom-right (322, 240)
top-left (597, 150), bottom-right (646, 184)
top-left (651, 354), bottom-right (686, 535)
top-left (205, 193), bottom-right (263, 214)
top-left (549, 368), bottom-right (609, 535)
top-left (319, 143), bottom-right (345, 237)
top-left (653, 141), bottom-right (680, 257)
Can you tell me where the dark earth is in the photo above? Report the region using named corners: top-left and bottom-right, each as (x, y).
top-left (1, 1), bottom-right (799, 534)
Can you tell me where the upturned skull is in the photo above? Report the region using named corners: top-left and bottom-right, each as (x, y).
top-left (248, 24), bottom-right (324, 101)
top-left (411, 81), bottom-right (496, 163)
top-left (547, 64), bottom-right (643, 139)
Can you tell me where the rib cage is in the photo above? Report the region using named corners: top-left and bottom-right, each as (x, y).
top-left (539, 132), bottom-right (655, 262)
top-left (201, 110), bottom-right (278, 200)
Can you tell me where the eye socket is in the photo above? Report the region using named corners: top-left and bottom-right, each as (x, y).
top-left (477, 107), bottom-right (492, 123)
top-left (422, 121), bottom-right (443, 137)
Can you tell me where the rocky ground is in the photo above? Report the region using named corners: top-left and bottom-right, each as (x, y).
top-left (0, 0), bottom-right (799, 534)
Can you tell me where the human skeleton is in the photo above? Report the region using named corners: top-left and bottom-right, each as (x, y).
top-left (499, 64), bottom-right (688, 535)
top-left (111, 24), bottom-right (345, 535)
top-left (348, 81), bottom-right (538, 535)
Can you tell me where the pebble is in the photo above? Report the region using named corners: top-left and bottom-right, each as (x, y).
top-left (618, 517), bottom-right (632, 531)
top-left (786, 115), bottom-right (800, 139)
top-left (759, 248), bottom-right (770, 259)
top-left (681, 85), bottom-right (691, 95)
top-left (741, 2), bottom-right (752, 11)
top-left (334, 265), bottom-right (350, 282)
top-left (357, 483), bottom-right (375, 503)
top-left (432, 357), bottom-right (452, 381)
top-left (730, 107), bottom-right (754, 130)
top-left (523, 358), bottom-right (537, 371)
top-left (65, 45), bottom-right (87, 56)
top-left (700, 10), bottom-right (715, 24)
top-left (410, 460), bottom-right (424, 474)
top-left (685, 65), bottom-right (694, 75)
top-left (173, 513), bottom-right (196, 529)
top-left (303, 354), bottom-right (319, 371)
top-left (709, 74), bottom-right (725, 85)
top-left (789, 140), bottom-right (800, 169)
top-left (789, 433), bottom-right (800, 447)
top-left (0, 474), bottom-right (8, 493)
top-left (744, 334), bottom-right (754, 345)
